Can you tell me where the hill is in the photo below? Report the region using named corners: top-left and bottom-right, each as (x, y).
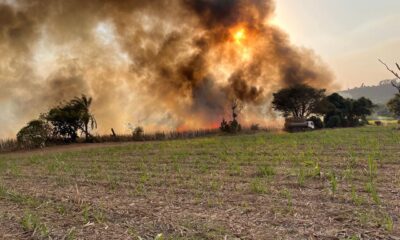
top-left (340, 79), bottom-right (398, 104)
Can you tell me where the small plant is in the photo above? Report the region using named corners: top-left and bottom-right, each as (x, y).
top-left (311, 161), bottom-right (321, 178)
top-left (367, 155), bottom-right (377, 179)
top-left (93, 208), bottom-right (106, 223)
top-left (107, 175), bottom-right (119, 190)
top-left (383, 213), bottom-right (394, 232)
top-left (351, 186), bottom-right (363, 206)
top-left (280, 188), bottom-right (293, 213)
top-left (328, 171), bottom-right (338, 196)
top-left (21, 212), bottom-right (49, 237)
top-left (229, 162), bottom-right (241, 176)
top-left (257, 164), bottom-right (275, 178)
top-left (209, 180), bottom-right (221, 192)
top-left (344, 163), bottom-right (354, 180)
top-left (81, 205), bottom-right (91, 223)
top-left (297, 168), bottom-right (305, 187)
top-left (250, 178), bottom-right (267, 194)
top-left (365, 181), bottom-right (380, 205)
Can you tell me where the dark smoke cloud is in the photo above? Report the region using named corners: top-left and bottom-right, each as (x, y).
top-left (0, 0), bottom-right (336, 137)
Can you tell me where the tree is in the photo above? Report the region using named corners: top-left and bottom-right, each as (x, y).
top-left (378, 59), bottom-right (400, 93)
top-left (324, 93), bottom-right (373, 127)
top-left (353, 97), bottom-right (373, 124)
top-left (272, 84), bottom-right (327, 119)
top-left (17, 119), bottom-right (51, 148)
top-left (45, 104), bottom-right (81, 142)
top-left (387, 94), bottom-right (400, 118)
top-left (220, 99), bottom-right (242, 133)
top-left (44, 95), bottom-right (97, 142)
top-left (71, 95), bottom-right (97, 141)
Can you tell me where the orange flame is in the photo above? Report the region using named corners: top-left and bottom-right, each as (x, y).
top-left (229, 26), bottom-right (252, 61)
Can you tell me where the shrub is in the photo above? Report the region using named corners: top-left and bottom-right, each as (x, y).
top-left (325, 115), bottom-right (342, 128)
top-left (17, 120), bottom-right (51, 149)
top-left (132, 126), bottom-right (144, 141)
top-left (220, 119), bottom-right (230, 133)
top-left (250, 124), bottom-right (260, 131)
top-left (220, 119), bottom-right (242, 134)
top-left (307, 116), bottom-right (324, 129)
top-left (155, 132), bottom-right (166, 141)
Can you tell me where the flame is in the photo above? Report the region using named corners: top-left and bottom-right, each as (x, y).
top-left (230, 26), bottom-right (251, 62)
top-left (234, 28), bottom-right (246, 45)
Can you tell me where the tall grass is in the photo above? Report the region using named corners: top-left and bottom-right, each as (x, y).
top-left (0, 127), bottom-right (274, 153)
top-left (0, 139), bottom-right (19, 153)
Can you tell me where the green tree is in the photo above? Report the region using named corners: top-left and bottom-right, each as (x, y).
top-left (71, 95), bottom-right (97, 141)
top-left (17, 119), bottom-right (51, 148)
top-left (387, 94), bottom-right (400, 117)
top-left (324, 93), bottom-right (373, 127)
top-left (44, 95), bottom-right (96, 142)
top-left (272, 84), bottom-right (327, 119)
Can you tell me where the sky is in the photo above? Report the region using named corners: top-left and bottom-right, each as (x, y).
top-left (273, 0), bottom-right (400, 89)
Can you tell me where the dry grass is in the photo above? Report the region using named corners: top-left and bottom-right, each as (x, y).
top-left (0, 127), bottom-right (273, 153)
top-left (0, 125), bottom-right (399, 239)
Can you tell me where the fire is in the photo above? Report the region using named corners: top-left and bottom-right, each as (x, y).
top-left (230, 26), bottom-right (251, 61)
top-left (233, 28), bottom-right (246, 45)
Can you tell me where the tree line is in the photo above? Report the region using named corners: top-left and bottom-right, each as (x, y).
top-left (17, 80), bottom-right (398, 149)
top-left (17, 95), bottom-right (97, 148)
top-left (271, 84), bottom-right (376, 129)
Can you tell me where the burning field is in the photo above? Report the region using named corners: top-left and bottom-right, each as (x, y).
top-left (0, 0), bottom-right (335, 137)
top-left (4, 1), bottom-right (399, 239)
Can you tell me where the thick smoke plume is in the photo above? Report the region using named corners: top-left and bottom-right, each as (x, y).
top-left (0, 0), bottom-right (335, 137)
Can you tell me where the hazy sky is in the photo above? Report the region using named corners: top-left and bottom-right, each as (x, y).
top-left (273, 0), bottom-right (400, 89)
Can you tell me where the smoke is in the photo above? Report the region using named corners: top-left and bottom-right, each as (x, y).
top-left (0, 0), bottom-right (335, 137)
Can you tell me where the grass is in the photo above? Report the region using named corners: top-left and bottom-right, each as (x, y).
top-left (0, 125), bottom-right (398, 238)
top-left (328, 171), bottom-right (338, 196)
top-left (20, 212), bottom-right (49, 238)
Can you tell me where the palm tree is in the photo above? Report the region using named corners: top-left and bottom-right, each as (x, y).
top-left (71, 95), bottom-right (97, 141)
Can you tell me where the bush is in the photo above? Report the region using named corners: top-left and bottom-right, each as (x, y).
top-left (17, 120), bottom-right (51, 149)
top-left (220, 119), bottom-right (242, 134)
top-left (307, 116), bottom-right (324, 129)
top-left (155, 132), bottom-right (166, 140)
top-left (326, 115), bottom-right (342, 128)
top-left (132, 126), bottom-right (144, 141)
top-left (250, 124), bottom-right (260, 131)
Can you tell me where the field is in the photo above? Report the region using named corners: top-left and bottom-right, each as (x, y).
top-left (0, 126), bottom-right (399, 239)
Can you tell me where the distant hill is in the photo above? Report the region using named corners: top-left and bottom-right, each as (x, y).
top-left (339, 79), bottom-right (399, 104)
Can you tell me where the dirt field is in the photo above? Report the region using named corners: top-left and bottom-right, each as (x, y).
top-left (0, 126), bottom-right (399, 239)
